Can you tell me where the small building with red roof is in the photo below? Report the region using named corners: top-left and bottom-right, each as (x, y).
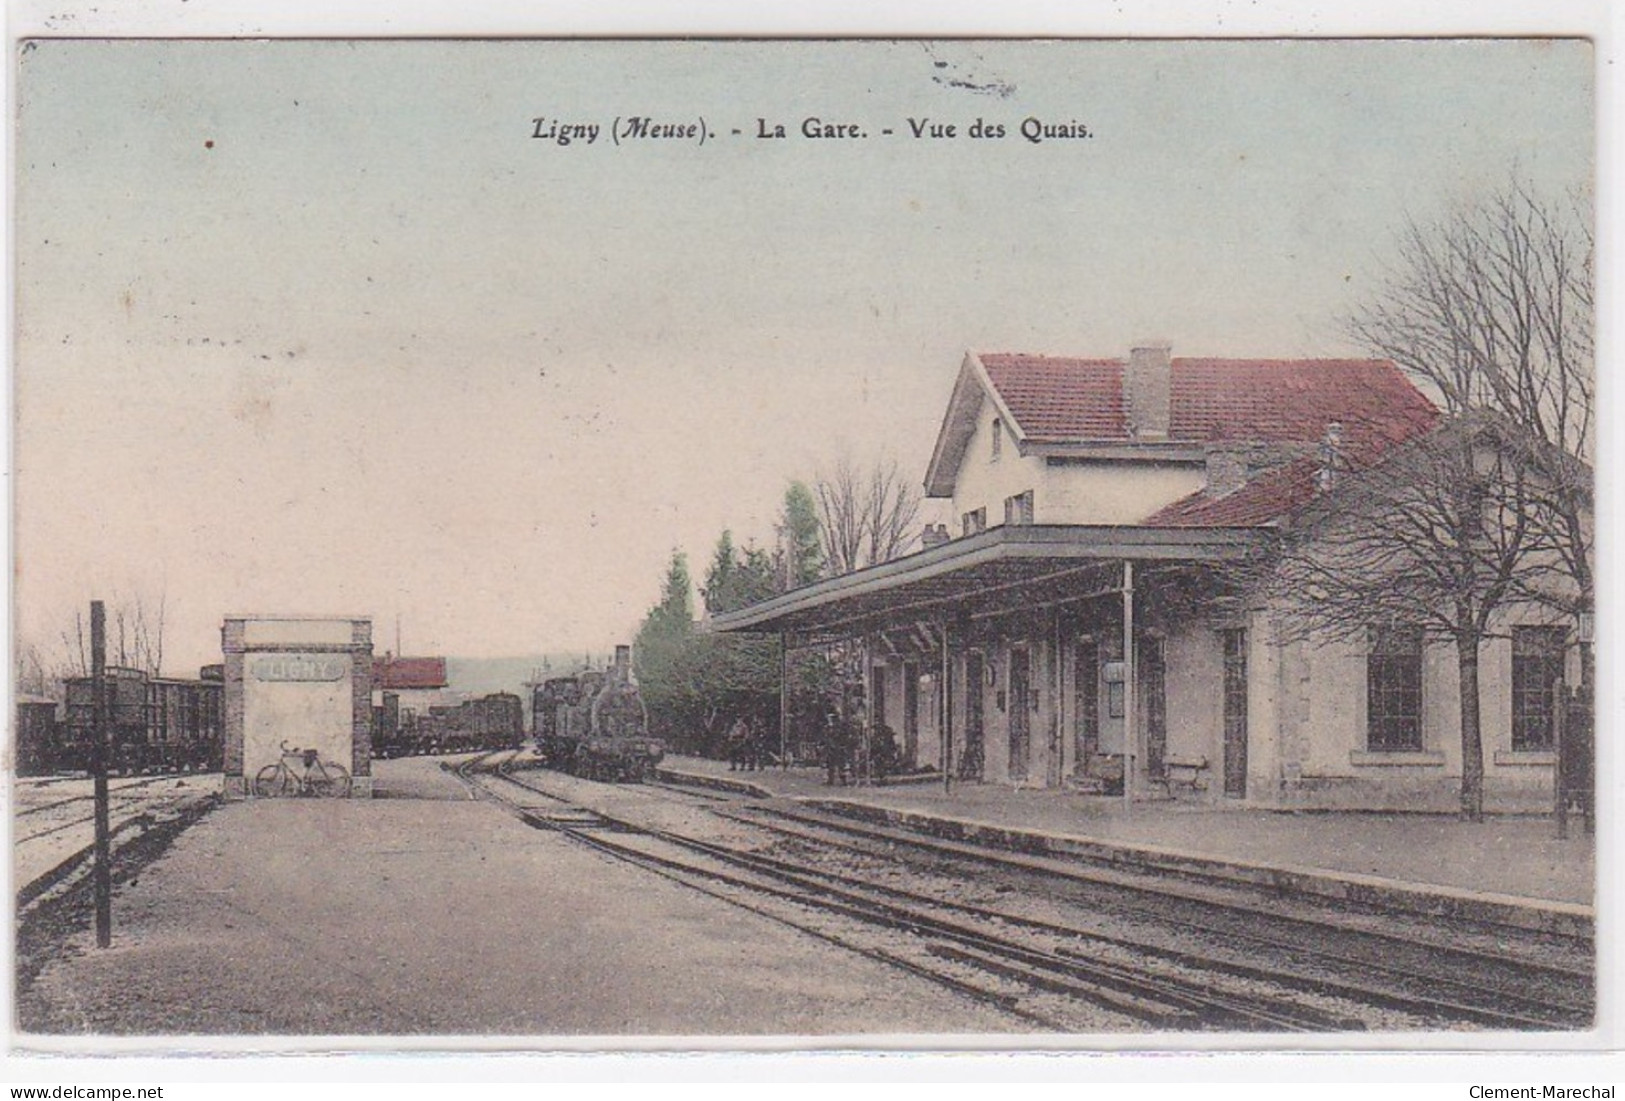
top-left (374, 655), bottom-right (449, 691)
top-left (370, 654), bottom-right (454, 756)
top-left (716, 345), bottom-right (1573, 813)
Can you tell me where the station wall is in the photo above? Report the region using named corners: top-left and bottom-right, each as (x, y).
top-left (867, 600), bottom-right (1570, 814)
top-left (222, 616), bottom-right (374, 799)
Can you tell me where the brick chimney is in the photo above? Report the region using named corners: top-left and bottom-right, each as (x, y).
top-left (1315, 421), bottom-right (1345, 493)
top-left (1204, 445), bottom-right (1249, 498)
top-left (1125, 343), bottom-right (1172, 439)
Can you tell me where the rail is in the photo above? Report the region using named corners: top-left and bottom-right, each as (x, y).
top-left (461, 754), bottom-right (1495, 1031)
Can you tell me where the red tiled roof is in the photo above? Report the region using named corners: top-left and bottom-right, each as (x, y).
top-left (374, 656), bottom-right (448, 690)
top-left (979, 354), bottom-right (1439, 458)
top-left (978, 353), bottom-right (1441, 528)
top-left (1169, 358), bottom-right (1439, 459)
top-left (980, 355), bottom-right (1126, 439)
top-left (1142, 457), bottom-right (1319, 528)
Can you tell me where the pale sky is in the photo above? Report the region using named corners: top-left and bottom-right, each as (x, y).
top-left (12, 38), bottom-right (1594, 672)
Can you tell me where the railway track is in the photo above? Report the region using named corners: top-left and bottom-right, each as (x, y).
top-left (16, 771), bottom-right (192, 808)
top-left (641, 776), bottom-right (759, 806)
top-left (775, 798), bottom-right (1597, 971)
top-left (714, 801), bottom-right (1593, 1031)
top-left (458, 753), bottom-right (1584, 1032)
top-left (16, 780), bottom-right (209, 848)
top-left (15, 773), bottom-right (221, 908)
top-left (458, 758), bottom-right (1287, 1029)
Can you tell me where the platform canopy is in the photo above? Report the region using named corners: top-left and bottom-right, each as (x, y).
top-left (709, 524), bottom-right (1261, 647)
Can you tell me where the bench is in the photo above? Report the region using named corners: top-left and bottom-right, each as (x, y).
top-left (1163, 755), bottom-right (1211, 793)
top-left (1070, 752), bottom-right (1125, 795)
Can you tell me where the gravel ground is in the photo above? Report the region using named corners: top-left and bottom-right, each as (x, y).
top-left (18, 756), bottom-right (1024, 1039)
top-left (663, 756), bottom-right (1596, 905)
top-left (13, 774), bottom-right (220, 888)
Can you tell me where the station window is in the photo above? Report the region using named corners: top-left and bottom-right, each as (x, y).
top-left (991, 418), bottom-right (1003, 461)
top-left (1511, 626), bottom-right (1567, 751)
top-left (1367, 626), bottom-right (1423, 751)
top-left (1004, 489), bottom-right (1034, 526)
top-left (961, 507), bottom-right (987, 537)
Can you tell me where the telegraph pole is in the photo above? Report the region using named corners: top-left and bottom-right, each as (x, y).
top-left (90, 600), bottom-right (112, 948)
top-left (1121, 561), bottom-right (1136, 810)
top-left (940, 616), bottom-right (952, 795)
top-left (779, 642), bottom-right (790, 771)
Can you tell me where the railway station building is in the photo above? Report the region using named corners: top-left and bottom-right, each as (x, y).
top-left (714, 347), bottom-right (1584, 813)
top-left (221, 615), bottom-right (375, 798)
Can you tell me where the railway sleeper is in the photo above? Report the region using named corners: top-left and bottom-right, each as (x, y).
top-left (511, 806), bottom-right (1073, 1032)
top-left (634, 825), bottom-right (1350, 1032)
top-left (749, 808), bottom-right (1553, 1030)
top-left (493, 780), bottom-right (1581, 1034)
top-left (927, 942), bottom-right (1202, 1029)
top-left (518, 810), bottom-right (619, 832)
top-left (1048, 943), bottom-right (1586, 1033)
top-left (743, 811), bottom-right (1576, 1030)
top-left (477, 772), bottom-right (1375, 1033)
top-left (747, 803), bottom-right (1591, 977)
top-left (918, 920), bottom-right (1364, 1033)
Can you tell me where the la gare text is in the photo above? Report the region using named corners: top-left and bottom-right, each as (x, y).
top-left (529, 115), bottom-right (1093, 147)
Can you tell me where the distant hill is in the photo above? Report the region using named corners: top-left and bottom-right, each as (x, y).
top-left (444, 653), bottom-right (613, 699)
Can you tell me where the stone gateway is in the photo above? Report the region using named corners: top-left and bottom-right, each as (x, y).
top-left (221, 616), bottom-right (375, 799)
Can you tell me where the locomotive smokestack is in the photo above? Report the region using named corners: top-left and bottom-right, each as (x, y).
top-left (614, 645), bottom-right (631, 676)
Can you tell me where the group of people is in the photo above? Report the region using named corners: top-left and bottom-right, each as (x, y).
top-left (821, 709), bottom-right (899, 787)
top-left (721, 708), bottom-right (904, 784)
top-left (724, 716), bottom-right (770, 772)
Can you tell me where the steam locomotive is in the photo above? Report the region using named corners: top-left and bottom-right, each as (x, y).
top-left (533, 646), bottom-right (664, 782)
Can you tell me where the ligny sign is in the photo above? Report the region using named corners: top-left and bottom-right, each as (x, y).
top-left (250, 655), bottom-right (348, 682)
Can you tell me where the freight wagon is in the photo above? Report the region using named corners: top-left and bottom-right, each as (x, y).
top-left (45, 667), bottom-right (224, 776)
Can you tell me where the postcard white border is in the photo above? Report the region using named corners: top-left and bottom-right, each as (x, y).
top-left (3, 0), bottom-right (1619, 1085)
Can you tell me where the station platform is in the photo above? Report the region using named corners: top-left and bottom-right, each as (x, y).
top-left (18, 756), bottom-right (1021, 1037)
top-left (657, 755), bottom-right (1598, 927)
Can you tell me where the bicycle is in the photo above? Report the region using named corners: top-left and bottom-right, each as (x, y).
top-left (254, 741), bottom-right (352, 798)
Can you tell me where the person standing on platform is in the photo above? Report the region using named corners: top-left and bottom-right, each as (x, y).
top-left (726, 716), bottom-right (749, 772)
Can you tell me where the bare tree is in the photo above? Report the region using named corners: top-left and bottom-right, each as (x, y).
top-left (1347, 178), bottom-right (1593, 640)
top-left (133, 588), bottom-right (167, 676)
top-left (808, 454), bottom-right (923, 753)
top-left (106, 590), bottom-right (166, 675)
top-left (814, 454), bottom-right (923, 576)
top-left (814, 455), bottom-right (866, 576)
top-left (59, 609), bottom-right (89, 678)
top-left (863, 458), bottom-right (923, 570)
top-left (34, 586), bottom-right (169, 689)
top-left (1251, 418), bottom-right (1540, 820)
top-left (15, 641), bottom-right (51, 696)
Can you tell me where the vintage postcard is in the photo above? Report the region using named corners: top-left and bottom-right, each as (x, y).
top-left (7, 27), bottom-right (1606, 1074)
